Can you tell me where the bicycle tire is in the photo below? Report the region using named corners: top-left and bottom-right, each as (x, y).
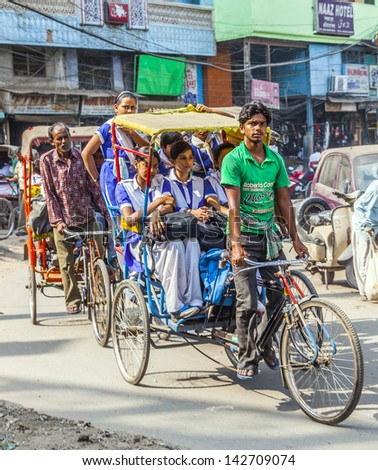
top-left (112, 279), bottom-right (150, 385)
top-left (91, 259), bottom-right (112, 347)
top-left (281, 298), bottom-right (363, 425)
top-left (28, 266), bottom-right (37, 325)
top-left (289, 270), bottom-right (318, 299)
top-left (0, 198), bottom-right (15, 240)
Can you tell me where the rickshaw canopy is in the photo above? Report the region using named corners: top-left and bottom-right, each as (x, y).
top-left (113, 105), bottom-right (240, 140)
top-left (21, 125), bottom-right (98, 157)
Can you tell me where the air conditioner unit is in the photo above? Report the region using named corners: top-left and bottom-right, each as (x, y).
top-left (329, 75), bottom-right (348, 93)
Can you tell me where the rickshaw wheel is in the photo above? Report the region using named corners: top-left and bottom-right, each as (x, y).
top-left (28, 266), bottom-right (37, 324)
top-left (90, 259), bottom-right (112, 347)
top-left (0, 198), bottom-right (15, 240)
top-left (112, 279), bottom-right (150, 385)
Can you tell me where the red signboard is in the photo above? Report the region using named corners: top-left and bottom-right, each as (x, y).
top-left (251, 79), bottom-right (280, 110)
top-left (107, 2), bottom-right (128, 24)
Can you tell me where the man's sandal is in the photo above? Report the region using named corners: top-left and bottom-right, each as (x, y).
top-left (262, 348), bottom-right (280, 370)
top-left (67, 305), bottom-right (81, 315)
top-left (237, 366), bottom-right (259, 380)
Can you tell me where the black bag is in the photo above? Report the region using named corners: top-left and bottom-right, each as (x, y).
top-left (161, 211), bottom-right (198, 241)
top-left (28, 195), bottom-right (52, 236)
top-left (197, 220), bottom-right (226, 251)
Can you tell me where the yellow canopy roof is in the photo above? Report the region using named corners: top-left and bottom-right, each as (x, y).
top-left (113, 105), bottom-right (240, 139)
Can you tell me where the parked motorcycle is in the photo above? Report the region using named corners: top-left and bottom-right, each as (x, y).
top-left (298, 190), bottom-right (361, 288)
top-left (287, 166), bottom-right (315, 199)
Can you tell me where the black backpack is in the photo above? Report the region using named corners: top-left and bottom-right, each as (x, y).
top-left (28, 194), bottom-right (52, 236)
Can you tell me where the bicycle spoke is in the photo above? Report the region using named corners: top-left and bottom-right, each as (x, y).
top-left (281, 298), bottom-right (363, 424)
top-left (112, 280), bottom-right (150, 384)
top-left (91, 259), bottom-right (111, 347)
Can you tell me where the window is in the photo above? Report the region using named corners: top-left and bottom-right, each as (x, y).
top-left (336, 156), bottom-right (351, 193)
top-left (342, 48), bottom-right (367, 65)
top-left (346, 0), bottom-right (374, 4)
top-left (318, 154), bottom-right (340, 188)
top-left (12, 47), bottom-right (46, 77)
top-left (250, 45), bottom-right (268, 82)
top-left (78, 51), bottom-right (113, 90)
top-left (353, 153), bottom-right (378, 191)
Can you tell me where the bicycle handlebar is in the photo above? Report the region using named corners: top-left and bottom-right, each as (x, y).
top-left (233, 256), bottom-right (307, 277)
top-left (243, 256), bottom-right (307, 269)
top-left (63, 228), bottom-right (110, 239)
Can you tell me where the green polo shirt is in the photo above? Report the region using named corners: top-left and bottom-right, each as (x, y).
top-left (221, 142), bottom-right (290, 234)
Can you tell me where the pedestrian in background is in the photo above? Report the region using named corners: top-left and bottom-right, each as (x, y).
top-left (352, 173), bottom-right (378, 300)
top-left (7, 147), bottom-right (26, 236)
top-left (308, 144), bottom-right (322, 170)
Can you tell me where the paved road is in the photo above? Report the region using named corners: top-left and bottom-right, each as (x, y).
top-left (0, 235), bottom-right (377, 450)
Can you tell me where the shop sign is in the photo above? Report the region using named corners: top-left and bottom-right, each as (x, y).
top-left (357, 100), bottom-right (378, 111)
top-left (315, 0), bottom-right (354, 37)
top-left (7, 95), bottom-right (79, 114)
top-left (183, 63), bottom-right (198, 106)
top-left (369, 65), bottom-right (378, 89)
top-left (251, 79), bottom-right (280, 110)
top-left (345, 64), bottom-right (369, 95)
top-left (325, 101), bottom-right (356, 112)
top-left (81, 96), bottom-right (115, 115)
top-left (106, 2), bottom-right (128, 24)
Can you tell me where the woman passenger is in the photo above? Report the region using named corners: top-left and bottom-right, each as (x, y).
top-left (205, 141), bottom-right (235, 215)
top-left (168, 140), bottom-right (218, 222)
top-left (115, 147), bottom-right (203, 319)
top-left (158, 131), bottom-right (183, 176)
top-left (189, 130), bottom-right (222, 177)
top-left (82, 91), bottom-right (149, 206)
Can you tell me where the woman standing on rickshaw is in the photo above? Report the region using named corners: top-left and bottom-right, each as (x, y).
top-left (82, 91), bottom-right (149, 206)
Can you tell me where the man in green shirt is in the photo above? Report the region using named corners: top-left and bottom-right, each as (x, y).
top-left (221, 102), bottom-right (308, 380)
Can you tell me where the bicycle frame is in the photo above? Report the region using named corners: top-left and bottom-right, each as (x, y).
top-left (63, 229), bottom-right (106, 306)
top-left (235, 258), bottom-right (335, 364)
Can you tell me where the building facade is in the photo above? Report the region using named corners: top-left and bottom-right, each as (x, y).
top-left (0, 0), bottom-right (216, 144)
top-left (213, 0), bottom-right (378, 156)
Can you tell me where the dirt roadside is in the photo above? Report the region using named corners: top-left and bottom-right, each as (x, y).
top-left (0, 235), bottom-right (178, 451)
top-left (0, 400), bottom-right (179, 450)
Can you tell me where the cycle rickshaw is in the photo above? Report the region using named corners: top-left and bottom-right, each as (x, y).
top-left (0, 144), bottom-right (19, 239)
top-left (107, 106), bottom-right (364, 425)
top-left (23, 126), bottom-right (112, 346)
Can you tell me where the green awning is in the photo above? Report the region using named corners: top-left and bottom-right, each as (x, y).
top-left (136, 55), bottom-right (185, 96)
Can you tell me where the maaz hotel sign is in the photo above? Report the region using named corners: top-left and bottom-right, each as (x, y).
top-left (315, 0), bottom-right (354, 36)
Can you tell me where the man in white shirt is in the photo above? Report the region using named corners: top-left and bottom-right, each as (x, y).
top-left (308, 144), bottom-right (323, 169)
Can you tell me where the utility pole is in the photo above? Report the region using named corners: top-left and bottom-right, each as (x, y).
top-left (304, 53), bottom-right (314, 168)
top-left (244, 39), bottom-right (251, 104)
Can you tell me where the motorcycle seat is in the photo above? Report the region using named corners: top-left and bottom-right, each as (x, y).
top-left (309, 210), bottom-right (331, 227)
